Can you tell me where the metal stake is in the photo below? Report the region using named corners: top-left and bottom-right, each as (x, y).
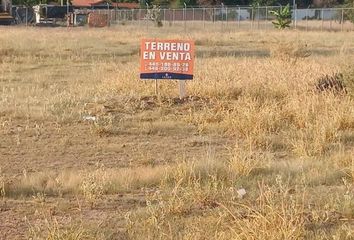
top-left (202, 7), bottom-right (205, 28)
top-left (139, 8), bottom-right (141, 26)
top-left (306, 8), bottom-right (309, 31)
top-left (238, 7), bottom-right (241, 28)
top-left (265, 6), bottom-right (268, 29)
top-left (321, 8), bottom-right (324, 31)
top-left (25, 7), bottom-right (28, 26)
top-left (330, 8), bottom-right (332, 31)
top-left (341, 9), bottom-right (344, 32)
top-left (173, 9), bottom-right (175, 26)
top-left (226, 6), bottom-right (228, 29)
top-left (184, 3), bottom-right (186, 32)
top-left (192, 7), bottom-right (195, 22)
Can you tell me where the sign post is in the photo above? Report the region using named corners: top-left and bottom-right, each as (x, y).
top-left (140, 39), bottom-right (195, 99)
top-left (155, 79), bottom-right (158, 95)
top-left (179, 80), bottom-right (186, 98)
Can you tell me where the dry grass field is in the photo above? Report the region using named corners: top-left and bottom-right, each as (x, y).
top-left (0, 26), bottom-right (354, 239)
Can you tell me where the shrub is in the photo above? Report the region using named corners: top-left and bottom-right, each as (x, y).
top-left (341, 64), bottom-right (354, 97)
top-left (0, 169), bottom-right (5, 199)
top-left (80, 164), bottom-right (107, 208)
top-left (315, 73), bottom-right (347, 94)
top-left (269, 4), bottom-right (292, 29)
top-left (146, 5), bottom-right (163, 27)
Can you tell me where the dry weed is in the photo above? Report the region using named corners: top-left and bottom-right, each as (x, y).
top-left (126, 175), bottom-right (307, 240)
top-left (228, 143), bottom-right (271, 177)
top-left (80, 164), bottom-right (108, 208)
top-left (270, 40), bottom-right (311, 63)
top-left (26, 215), bottom-right (86, 240)
top-left (227, 178), bottom-right (306, 240)
top-left (0, 168), bottom-right (6, 199)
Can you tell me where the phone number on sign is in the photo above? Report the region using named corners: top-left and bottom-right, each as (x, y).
top-left (144, 62), bottom-right (190, 72)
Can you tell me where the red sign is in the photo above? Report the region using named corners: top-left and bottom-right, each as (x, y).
top-left (140, 39), bottom-right (195, 80)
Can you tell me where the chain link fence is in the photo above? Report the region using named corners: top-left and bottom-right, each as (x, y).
top-left (12, 6), bottom-right (354, 31)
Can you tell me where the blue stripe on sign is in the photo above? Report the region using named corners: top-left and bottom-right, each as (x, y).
top-left (140, 72), bottom-right (193, 80)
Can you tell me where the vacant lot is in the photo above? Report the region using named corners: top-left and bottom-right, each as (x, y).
top-left (0, 26), bottom-right (354, 239)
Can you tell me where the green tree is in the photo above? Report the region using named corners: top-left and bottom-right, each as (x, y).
top-left (196, 0), bottom-right (221, 6)
top-left (12, 0), bottom-right (68, 6)
top-left (252, 0), bottom-right (275, 6)
top-left (269, 4), bottom-right (292, 29)
top-left (146, 4), bottom-right (163, 26)
top-left (343, 0), bottom-right (354, 23)
top-left (12, 0), bottom-right (39, 6)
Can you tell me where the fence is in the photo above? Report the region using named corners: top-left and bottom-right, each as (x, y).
top-left (13, 6), bottom-right (354, 31)
top-left (88, 6), bottom-right (354, 31)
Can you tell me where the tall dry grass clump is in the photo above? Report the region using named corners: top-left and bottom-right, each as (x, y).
top-left (180, 55), bottom-right (354, 157)
top-left (284, 94), bottom-right (353, 156)
top-left (269, 40), bottom-right (311, 63)
top-left (3, 165), bottom-right (169, 199)
top-left (228, 143), bottom-right (272, 177)
top-left (228, 179), bottom-right (306, 240)
top-left (0, 168), bottom-right (6, 199)
top-left (26, 215), bottom-right (86, 240)
top-left (126, 174), bottom-right (307, 240)
top-left (330, 148), bottom-right (354, 181)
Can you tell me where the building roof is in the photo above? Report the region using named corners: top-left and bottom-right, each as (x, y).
top-left (71, 0), bottom-right (106, 7)
top-left (111, 2), bottom-right (139, 9)
top-left (71, 0), bottom-right (139, 8)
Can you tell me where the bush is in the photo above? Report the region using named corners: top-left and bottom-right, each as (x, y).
top-left (146, 5), bottom-right (163, 27)
top-left (342, 64), bottom-right (354, 97)
top-left (269, 4), bottom-right (292, 29)
top-left (315, 73), bottom-right (347, 94)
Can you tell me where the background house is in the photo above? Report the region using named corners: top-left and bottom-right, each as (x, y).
top-left (71, 0), bottom-right (139, 8)
top-left (0, 0), bottom-right (13, 24)
top-left (1, 0), bottom-right (12, 13)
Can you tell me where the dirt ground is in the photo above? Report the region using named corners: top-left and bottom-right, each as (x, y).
top-left (0, 96), bottom-right (231, 239)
